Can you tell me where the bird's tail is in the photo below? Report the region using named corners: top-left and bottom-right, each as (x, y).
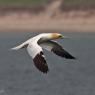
top-left (11, 42), bottom-right (28, 50)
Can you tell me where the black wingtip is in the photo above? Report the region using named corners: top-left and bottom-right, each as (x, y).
top-left (40, 65), bottom-right (49, 74)
top-left (69, 56), bottom-right (76, 59)
top-left (64, 54), bottom-right (76, 60)
top-left (42, 69), bottom-right (49, 74)
top-left (33, 51), bottom-right (49, 74)
top-left (62, 50), bottom-right (76, 60)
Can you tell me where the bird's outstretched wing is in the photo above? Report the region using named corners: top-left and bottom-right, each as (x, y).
top-left (27, 43), bottom-right (49, 73)
top-left (40, 40), bottom-right (75, 59)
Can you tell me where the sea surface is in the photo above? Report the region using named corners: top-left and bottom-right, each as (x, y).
top-left (0, 31), bottom-right (95, 95)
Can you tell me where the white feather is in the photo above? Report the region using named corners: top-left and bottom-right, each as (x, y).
top-left (11, 43), bottom-right (25, 50)
top-left (11, 33), bottom-right (49, 50)
top-left (27, 42), bottom-right (42, 59)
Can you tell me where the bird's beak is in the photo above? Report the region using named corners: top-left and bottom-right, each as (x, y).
top-left (60, 35), bottom-right (68, 39)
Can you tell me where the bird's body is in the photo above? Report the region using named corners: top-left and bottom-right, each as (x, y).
top-left (11, 33), bottom-right (75, 74)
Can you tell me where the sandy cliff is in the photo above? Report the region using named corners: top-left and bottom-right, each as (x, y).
top-left (0, 0), bottom-right (95, 32)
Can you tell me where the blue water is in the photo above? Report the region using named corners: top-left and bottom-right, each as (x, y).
top-left (0, 31), bottom-right (95, 95)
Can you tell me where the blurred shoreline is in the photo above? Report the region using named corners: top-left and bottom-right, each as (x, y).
top-left (0, 10), bottom-right (95, 32)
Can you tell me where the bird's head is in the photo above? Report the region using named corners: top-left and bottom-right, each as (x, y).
top-left (40, 33), bottom-right (67, 41)
top-left (51, 33), bottom-right (67, 39)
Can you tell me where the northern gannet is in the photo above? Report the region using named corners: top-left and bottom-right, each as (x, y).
top-left (11, 33), bottom-right (75, 74)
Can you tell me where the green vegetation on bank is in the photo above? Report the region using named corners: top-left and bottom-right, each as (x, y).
top-left (64, 0), bottom-right (95, 5)
top-left (0, 0), bottom-right (95, 9)
top-left (63, 0), bottom-right (95, 8)
top-left (0, 0), bottom-right (46, 6)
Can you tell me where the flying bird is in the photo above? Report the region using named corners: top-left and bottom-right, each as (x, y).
top-left (11, 33), bottom-right (75, 74)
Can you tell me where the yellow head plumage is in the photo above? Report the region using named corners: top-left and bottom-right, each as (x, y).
top-left (51, 33), bottom-right (63, 39)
